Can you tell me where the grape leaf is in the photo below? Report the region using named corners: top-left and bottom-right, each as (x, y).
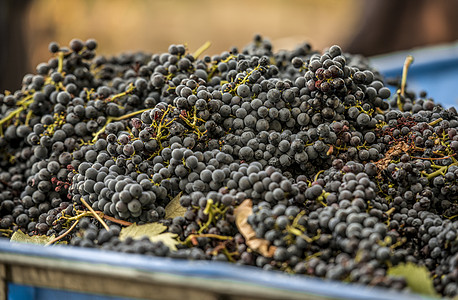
top-left (10, 230), bottom-right (61, 245)
top-left (234, 199), bottom-right (276, 257)
top-left (119, 222), bottom-right (179, 251)
top-left (165, 192), bottom-right (187, 219)
top-left (147, 232), bottom-right (179, 251)
top-left (387, 262), bottom-right (438, 296)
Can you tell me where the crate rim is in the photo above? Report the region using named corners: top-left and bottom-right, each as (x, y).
top-left (0, 239), bottom-right (436, 300)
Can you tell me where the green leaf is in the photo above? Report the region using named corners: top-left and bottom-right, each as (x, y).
top-left (119, 222), bottom-right (179, 251)
top-left (387, 262), bottom-right (438, 296)
top-left (165, 192), bottom-right (187, 219)
top-left (10, 230), bottom-right (56, 245)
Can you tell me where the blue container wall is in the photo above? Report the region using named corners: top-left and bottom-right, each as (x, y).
top-left (8, 283), bottom-right (133, 300)
top-left (370, 41), bottom-right (458, 108)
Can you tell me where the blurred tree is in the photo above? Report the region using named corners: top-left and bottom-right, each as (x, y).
top-left (345, 0), bottom-right (458, 56)
top-left (0, 0), bottom-right (31, 92)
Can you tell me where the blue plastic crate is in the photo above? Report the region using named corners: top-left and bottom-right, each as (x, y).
top-left (7, 283), bottom-right (133, 300)
top-left (0, 239), bottom-right (436, 300)
top-left (370, 41), bottom-right (458, 108)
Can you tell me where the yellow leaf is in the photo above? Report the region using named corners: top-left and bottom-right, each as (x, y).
top-left (119, 222), bottom-right (167, 239)
top-left (10, 230), bottom-right (60, 245)
top-left (165, 192), bottom-right (187, 219)
top-left (387, 262), bottom-right (438, 297)
top-left (119, 222), bottom-right (179, 251)
top-left (149, 232), bottom-right (179, 251)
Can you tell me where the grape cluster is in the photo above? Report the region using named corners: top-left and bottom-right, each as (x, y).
top-left (1, 35), bottom-right (458, 297)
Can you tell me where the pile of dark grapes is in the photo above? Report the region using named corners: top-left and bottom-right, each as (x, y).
top-left (1, 35), bottom-right (458, 297)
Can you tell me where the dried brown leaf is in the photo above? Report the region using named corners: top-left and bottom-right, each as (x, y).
top-left (375, 141), bottom-right (410, 177)
top-left (234, 199), bottom-right (276, 257)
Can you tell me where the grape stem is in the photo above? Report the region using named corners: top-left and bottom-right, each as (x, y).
top-left (221, 247), bottom-right (236, 263)
top-left (101, 214), bottom-right (132, 226)
top-left (178, 106), bottom-right (205, 138)
top-left (92, 107), bottom-right (151, 142)
top-left (25, 110), bottom-right (33, 126)
top-left (45, 219), bottom-right (79, 246)
top-left (313, 170), bottom-right (325, 183)
top-left (62, 210), bottom-right (132, 227)
top-left (0, 99), bottom-right (34, 127)
top-left (411, 153), bottom-right (456, 161)
top-left (63, 211), bottom-right (93, 222)
top-left (422, 162), bottom-right (458, 179)
top-left (208, 54), bottom-right (236, 79)
top-left (0, 229), bottom-right (13, 237)
top-left (385, 207), bottom-right (395, 216)
top-left (317, 191), bottom-right (329, 207)
top-left (80, 197), bottom-right (110, 231)
top-left (57, 52), bottom-right (65, 73)
top-left (305, 251), bottom-right (322, 261)
top-left (396, 55), bottom-right (414, 111)
top-left (186, 233), bottom-right (233, 241)
top-left (107, 83), bottom-right (135, 103)
top-left (286, 225), bottom-right (313, 243)
top-left (428, 118), bottom-right (443, 127)
top-left (192, 41), bottom-right (211, 59)
top-left (16, 93), bottom-right (34, 106)
top-left (184, 233), bottom-right (233, 246)
top-left (400, 55), bottom-right (414, 97)
top-left (198, 200), bottom-right (215, 234)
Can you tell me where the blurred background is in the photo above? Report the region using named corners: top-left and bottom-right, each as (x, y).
top-left (1, 0), bottom-right (458, 92)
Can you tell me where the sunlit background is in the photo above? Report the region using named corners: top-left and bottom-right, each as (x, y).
top-left (1, 0), bottom-right (458, 92)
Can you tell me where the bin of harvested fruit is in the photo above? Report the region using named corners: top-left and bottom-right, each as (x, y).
top-left (0, 35), bottom-right (457, 299)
